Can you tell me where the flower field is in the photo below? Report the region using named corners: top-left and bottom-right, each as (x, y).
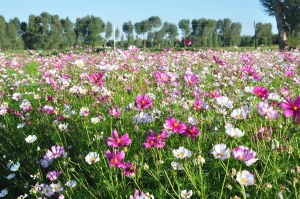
top-left (0, 47), bottom-right (299, 199)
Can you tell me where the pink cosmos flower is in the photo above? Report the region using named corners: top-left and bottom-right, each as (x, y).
top-left (213, 56), bottom-right (225, 66)
top-left (89, 72), bottom-right (104, 86)
top-left (108, 106), bottom-right (121, 117)
top-left (183, 125), bottom-right (200, 139)
top-left (280, 96), bottom-right (300, 122)
top-left (107, 130), bottom-right (132, 147)
top-left (105, 149), bottom-right (126, 169)
top-left (143, 130), bottom-right (168, 148)
top-left (257, 101), bottom-right (278, 119)
top-left (194, 99), bottom-right (208, 111)
top-left (184, 73), bottom-right (200, 85)
top-left (46, 170), bottom-right (61, 181)
top-left (122, 162), bottom-right (138, 177)
top-left (253, 86), bottom-right (269, 98)
top-left (135, 94), bottom-right (153, 110)
top-left (232, 146), bottom-right (259, 166)
top-left (285, 71), bottom-right (295, 77)
top-left (184, 40), bottom-right (192, 45)
top-left (153, 72), bottom-right (170, 84)
top-left (164, 118), bottom-right (186, 133)
top-left (205, 91), bottom-right (221, 98)
top-left (280, 87), bottom-right (290, 96)
top-left (45, 146), bottom-right (66, 160)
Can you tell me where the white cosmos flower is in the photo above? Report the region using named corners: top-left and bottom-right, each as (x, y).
top-left (85, 152), bottom-right (99, 164)
top-left (65, 180), bottom-right (77, 188)
top-left (244, 86), bottom-right (254, 93)
top-left (0, 188), bottom-right (8, 198)
top-left (172, 147), bottom-right (192, 159)
top-left (75, 59), bottom-right (84, 67)
top-left (226, 127), bottom-right (244, 138)
top-left (12, 93), bottom-right (22, 100)
top-left (58, 123), bottom-right (68, 131)
top-left (25, 135), bottom-right (37, 143)
top-left (231, 108), bottom-right (247, 119)
top-left (236, 170), bottom-right (255, 186)
top-left (6, 173), bottom-right (15, 180)
top-left (211, 143), bottom-right (230, 160)
top-left (181, 190), bottom-right (193, 199)
top-left (171, 161), bottom-right (183, 170)
top-left (7, 161), bottom-right (20, 172)
top-left (216, 96), bottom-right (234, 109)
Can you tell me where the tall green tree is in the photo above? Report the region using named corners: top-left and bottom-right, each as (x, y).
top-left (122, 21), bottom-right (134, 46)
top-left (105, 21), bottom-right (113, 43)
top-left (260, 0), bottom-right (300, 49)
top-left (178, 19), bottom-right (191, 39)
top-left (61, 17), bottom-right (76, 48)
top-left (229, 22), bottom-right (242, 46)
top-left (255, 23), bottom-right (273, 46)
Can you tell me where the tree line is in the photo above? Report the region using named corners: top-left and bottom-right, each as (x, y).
top-left (0, 12), bottom-right (294, 50)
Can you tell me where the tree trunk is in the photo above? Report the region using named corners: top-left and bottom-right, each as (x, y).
top-left (272, 0), bottom-right (287, 50)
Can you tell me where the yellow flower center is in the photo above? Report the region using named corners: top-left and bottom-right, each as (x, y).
top-left (150, 141), bottom-right (154, 144)
top-left (241, 178), bottom-right (247, 183)
top-left (293, 106), bottom-right (298, 110)
top-left (117, 139), bottom-right (121, 143)
top-left (90, 157), bottom-right (96, 162)
top-left (239, 156), bottom-right (244, 160)
top-left (173, 123), bottom-right (178, 127)
top-left (162, 77), bottom-right (166, 81)
top-left (177, 153), bottom-right (184, 157)
top-left (141, 100), bottom-right (145, 104)
top-left (197, 105), bottom-right (201, 109)
top-left (157, 134), bottom-right (161, 138)
top-left (189, 80), bottom-right (193, 84)
top-left (217, 152), bottom-right (223, 157)
top-left (113, 158), bottom-right (118, 163)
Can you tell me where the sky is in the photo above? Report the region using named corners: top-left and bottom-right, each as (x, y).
top-left (0, 0), bottom-right (277, 36)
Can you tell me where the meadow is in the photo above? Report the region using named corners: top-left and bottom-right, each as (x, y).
top-left (0, 46), bottom-right (299, 199)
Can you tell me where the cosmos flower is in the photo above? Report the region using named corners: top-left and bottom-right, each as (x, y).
top-left (253, 86), bottom-right (269, 98)
top-left (181, 190), bottom-right (193, 199)
top-left (216, 96), bottom-right (234, 109)
top-left (107, 130), bottom-right (132, 147)
top-left (45, 146), bottom-right (67, 160)
top-left (143, 130), bottom-right (168, 148)
top-left (231, 108), bottom-right (247, 119)
top-left (172, 146), bottom-right (192, 159)
top-left (89, 72), bottom-right (104, 86)
top-left (211, 143), bottom-right (230, 160)
top-left (46, 170), bottom-right (61, 181)
top-left (183, 125), bottom-right (200, 139)
top-left (280, 96), bottom-right (300, 122)
top-left (85, 152), bottom-right (100, 164)
top-left (184, 73), bottom-right (200, 85)
top-left (236, 170), bottom-right (255, 186)
top-left (194, 99), bottom-right (208, 111)
top-left (171, 161), bottom-right (183, 170)
top-left (79, 107), bottom-right (89, 117)
top-left (135, 94), bottom-right (153, 110)
top-left (105, 149), bottom-right (126, 169)
top-left (122, 162), bottom-right (138, 177)
top-left (184, 40), bottom-right (192, 45)
top-left (232, 146), bottom-right (259, 166)
top-left (164, 118), bottom-right (186, 133)
top-left (25, 135), bottom-right (37, 143)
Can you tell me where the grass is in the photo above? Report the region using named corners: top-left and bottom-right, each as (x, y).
top-left (0, 48), bottom-right (299, 199)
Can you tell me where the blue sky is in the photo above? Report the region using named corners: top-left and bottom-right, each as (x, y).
top-left (1, 0), bottom-right (276, 36)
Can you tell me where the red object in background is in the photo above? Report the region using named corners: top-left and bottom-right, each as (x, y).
top-left (184, 40), bottom-right (192, 45)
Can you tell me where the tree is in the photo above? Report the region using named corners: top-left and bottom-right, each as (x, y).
top-left (260, 0), bottom-right (300, 49)
top-left (178, 19), bottom-right (191, 39)
top-left (61, 17), bottom-right (76, 48)
top-left (122, 21), bottom-right (133, 46)
top-left (229, 22), bottom-right (242, 46)
top-left (255, 23), bottom-right (273, 46)
top-left (105, 21), bottom-right (113, 43)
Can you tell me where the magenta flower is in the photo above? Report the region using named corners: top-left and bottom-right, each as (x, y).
top-left (194, 99), bottom-right (208, 111)
top-left (280, 96), bottom-right (300, 122)
top-left (153, 72), bottom-right (170, 84)
top-left (213, 56), bottom-right (225, 66)
top-left (183, 125), bottom-right (200, 139)
top-left (232, 146), bottom-right (259, 166)
top-left (285, 71), bottom-right (295, 77)
top-left (46, 170), bottom-right (61, 181)
top-left (135, 94), bottom-right (153, 110)
top-left (89, 72), bottom-right (104, 86)
top-left (105, 149), bottom-right (126, 169)
top-left (122, 162), bottom-right (138, 177)
top-left (45, 146), bottom-right (66, 160)
top-left (164, 118), bottom-right (186, 133)
top-left (107, 130), bottom-right (132, 147)
top-left (253, 86), bottom-right (269, 98)
top-left (184, 73), bottom-right (200, 85)
top-left (143, 130), bottom-right (168, 148)
top-left (205, 91), bottom-right (221, 98)
top-left (108, 106), bottom-right (121, 117)
top-left (184, 40), bottom-right (192, 45)
top-left (257, 100), bottom-right (278, 120)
